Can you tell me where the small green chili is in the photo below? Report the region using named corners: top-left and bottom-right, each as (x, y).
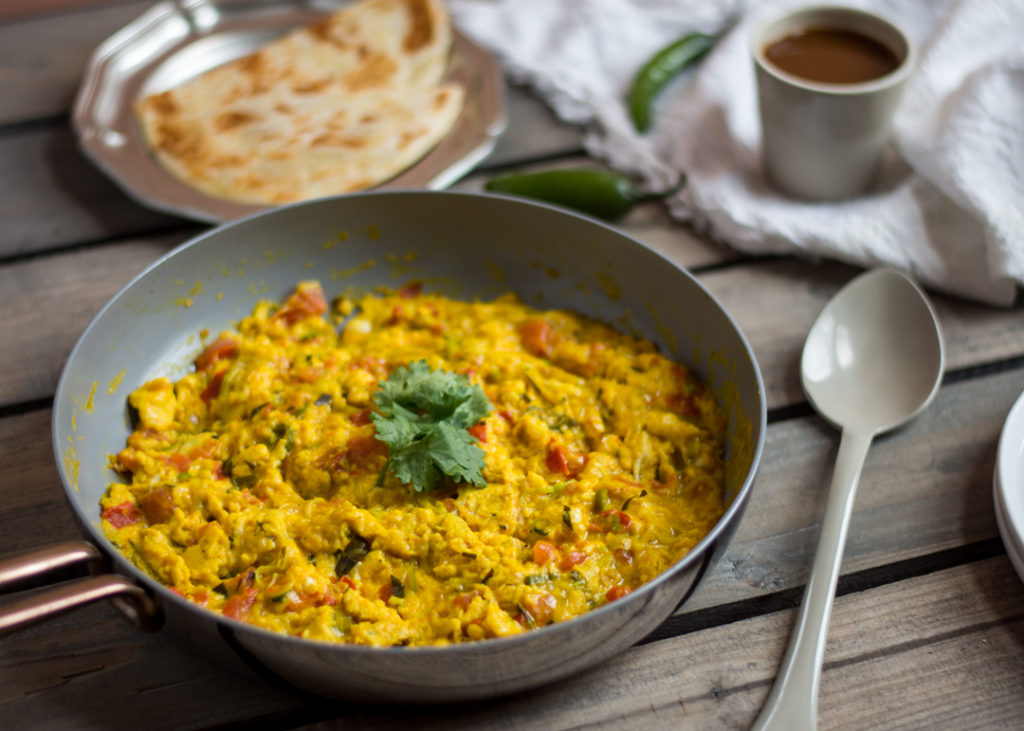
top-left (484, 168), bottom-right (684, 221)
top-left (628, 32), bottom-right (714, 132)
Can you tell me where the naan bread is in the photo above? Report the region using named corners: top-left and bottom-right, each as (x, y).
top-left (135, 0), bottom-right (464, 205)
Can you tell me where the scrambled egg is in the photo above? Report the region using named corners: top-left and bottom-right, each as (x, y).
top-left (101, 281), bottom-right (726, 646)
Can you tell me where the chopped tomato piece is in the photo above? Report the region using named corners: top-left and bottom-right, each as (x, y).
top-left (347, 434), bottom-right (382, 460)
top-left (453, 589), bottom-right (483, 611)
top-left (349, 355), bottom-right (388, 379)
top-left (339, 576), bottom-right (357, 590)
top-left (498, 409), bottom-right (515, 424)
top-left (605, 585), bottom-right (632, 602)
top-left (520, 318), bottom-right (556, 358)
top-left (667, 392), bottom-right (700, 416)
top-left (378, 583), bottom-right (393, 602)
top-left (350, 409), bottom-right (373, 426)
top-left (546, 443), bottom-right (570, 476)
top-left (195, 336), bottom-right (238, 371)
top-left (468, 423), bottom-right (487, 443)
top-left (601, 509), bottom-right (633, 531)
top-left (200, 369), bottom-right (226, 403)
top-left (398, 281), bottom-right (423, 298)
top-left (274, 282), bottom-right (327, 325)
top-left (166, 452), bottom-right (191, 472)
top-left (387, 305), bottom-right (405, 325)
top-left (102, 502), bottom-right (140, 529)
top-left (525, 593), bottom-right (557, 625)
top-left (138, 486), bottom-right (174, 524)
top-left (223, 587), bottom-right (258, 620)
top-left (115, 448), bottom-right (143, 474)
top-left (533, 540), bottom-right (557, 566)
top-left (558, 550), bottom-right (587, 571)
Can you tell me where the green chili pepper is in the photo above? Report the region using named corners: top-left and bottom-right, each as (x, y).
top-left (484, 168), bottom-right (684, 221)
top-left (628, 32), bottom-right (714, 133)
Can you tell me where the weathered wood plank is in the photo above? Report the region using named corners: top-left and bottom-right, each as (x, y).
top-left (699, 260), bottom-right (1024, 408)
top-left (0, 128), bottom-right (185, 258)
top-left (0, 602), bottom-right (303, 729)
top-left (0, 234), bottom-right (190, 406)
top-left (686, 365), bottom-right (1024, 611)
top-left (286, 557), bottom-right (1024, 730)
top-left (0, 0), bottom-right (122, 24)
top-left (0, 2), bottom-right (146, 127)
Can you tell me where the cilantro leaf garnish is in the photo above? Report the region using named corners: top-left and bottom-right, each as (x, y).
top-left (371, 360), bottom-right (492, 492)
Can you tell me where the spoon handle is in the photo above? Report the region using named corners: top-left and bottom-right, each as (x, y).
top-left (751, 429), bottom-right (873, 731)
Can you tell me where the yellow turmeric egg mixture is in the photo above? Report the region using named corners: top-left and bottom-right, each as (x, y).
top-left (101, 281), bottom-right (727, 646)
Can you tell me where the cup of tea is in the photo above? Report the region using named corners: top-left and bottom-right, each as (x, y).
top-left (751, 5), bottom-right (915, 200)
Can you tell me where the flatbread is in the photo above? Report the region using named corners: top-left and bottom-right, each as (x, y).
top-left (135, 0), bottom-right (464, 205)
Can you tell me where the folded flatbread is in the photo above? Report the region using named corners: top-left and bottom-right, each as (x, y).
top-left (135, 0), bottom-right (463, 205)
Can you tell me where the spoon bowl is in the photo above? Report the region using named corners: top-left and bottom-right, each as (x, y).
top-left (753, 268), bottom-right (944, 731)
top-left (801, 268), bottom-right (944, 435)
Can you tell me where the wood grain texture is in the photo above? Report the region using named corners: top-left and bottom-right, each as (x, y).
top-left (0, 0), bottom-right (125, 24)
top-left (0, 234), bottom-right (190, 406)
top-left (0, 127), bottom-right (185, 258)
top-left (688, 365), bottom-right (1024, 611)
top-left (285, 558), bottom-right (1024, 729)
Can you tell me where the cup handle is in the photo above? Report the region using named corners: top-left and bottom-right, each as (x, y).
top-left (0, 540), bottom-right (162, 635)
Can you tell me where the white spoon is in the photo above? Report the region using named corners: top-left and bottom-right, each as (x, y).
top-left (751, 268), bottom-right (945, 731)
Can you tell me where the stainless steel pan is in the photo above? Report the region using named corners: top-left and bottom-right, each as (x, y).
top-left (0, 191), bottom-right (766, 701)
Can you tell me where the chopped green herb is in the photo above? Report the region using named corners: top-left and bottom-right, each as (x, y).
top-left (335, 534), bottom-right (371, 576)
top-left (372, 360), bottom-right (492, 492)
top-left (622, 489), bottom-right (648, 511)
top-left (231, 471), bottom-right (257, 489)
top-left (517, 602), bottom-right (537, 628)
top-left (562, 505), bottom-right (573, 529)
top-left (390, 575), bottom-right (404, 599)
top-left (524, 573), bottom-right (546, 586)
top-left (272, 423), bottom-right (295, 452)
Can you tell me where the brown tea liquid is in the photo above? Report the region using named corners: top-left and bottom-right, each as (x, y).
top-left (764, 28), bottom-right (900, 84)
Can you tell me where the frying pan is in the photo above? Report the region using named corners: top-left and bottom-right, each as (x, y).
top-left (0, 191), bottom-right (766, 701)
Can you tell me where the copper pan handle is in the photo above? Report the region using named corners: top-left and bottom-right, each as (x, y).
top-left (0, 540), bottom-right (162, 635)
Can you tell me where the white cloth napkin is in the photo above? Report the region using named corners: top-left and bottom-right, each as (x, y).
top-left (449, 0), bottom-right (1024, 306)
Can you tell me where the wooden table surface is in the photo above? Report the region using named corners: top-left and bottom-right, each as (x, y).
top-left (2, 2), bottom-right (1024, 729)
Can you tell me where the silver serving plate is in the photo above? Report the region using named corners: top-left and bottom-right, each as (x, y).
top-left (72, 0), bottom-right (507, 223)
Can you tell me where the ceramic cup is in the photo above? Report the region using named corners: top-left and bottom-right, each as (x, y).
top-left (751, 5), bottom-right (915, 201)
